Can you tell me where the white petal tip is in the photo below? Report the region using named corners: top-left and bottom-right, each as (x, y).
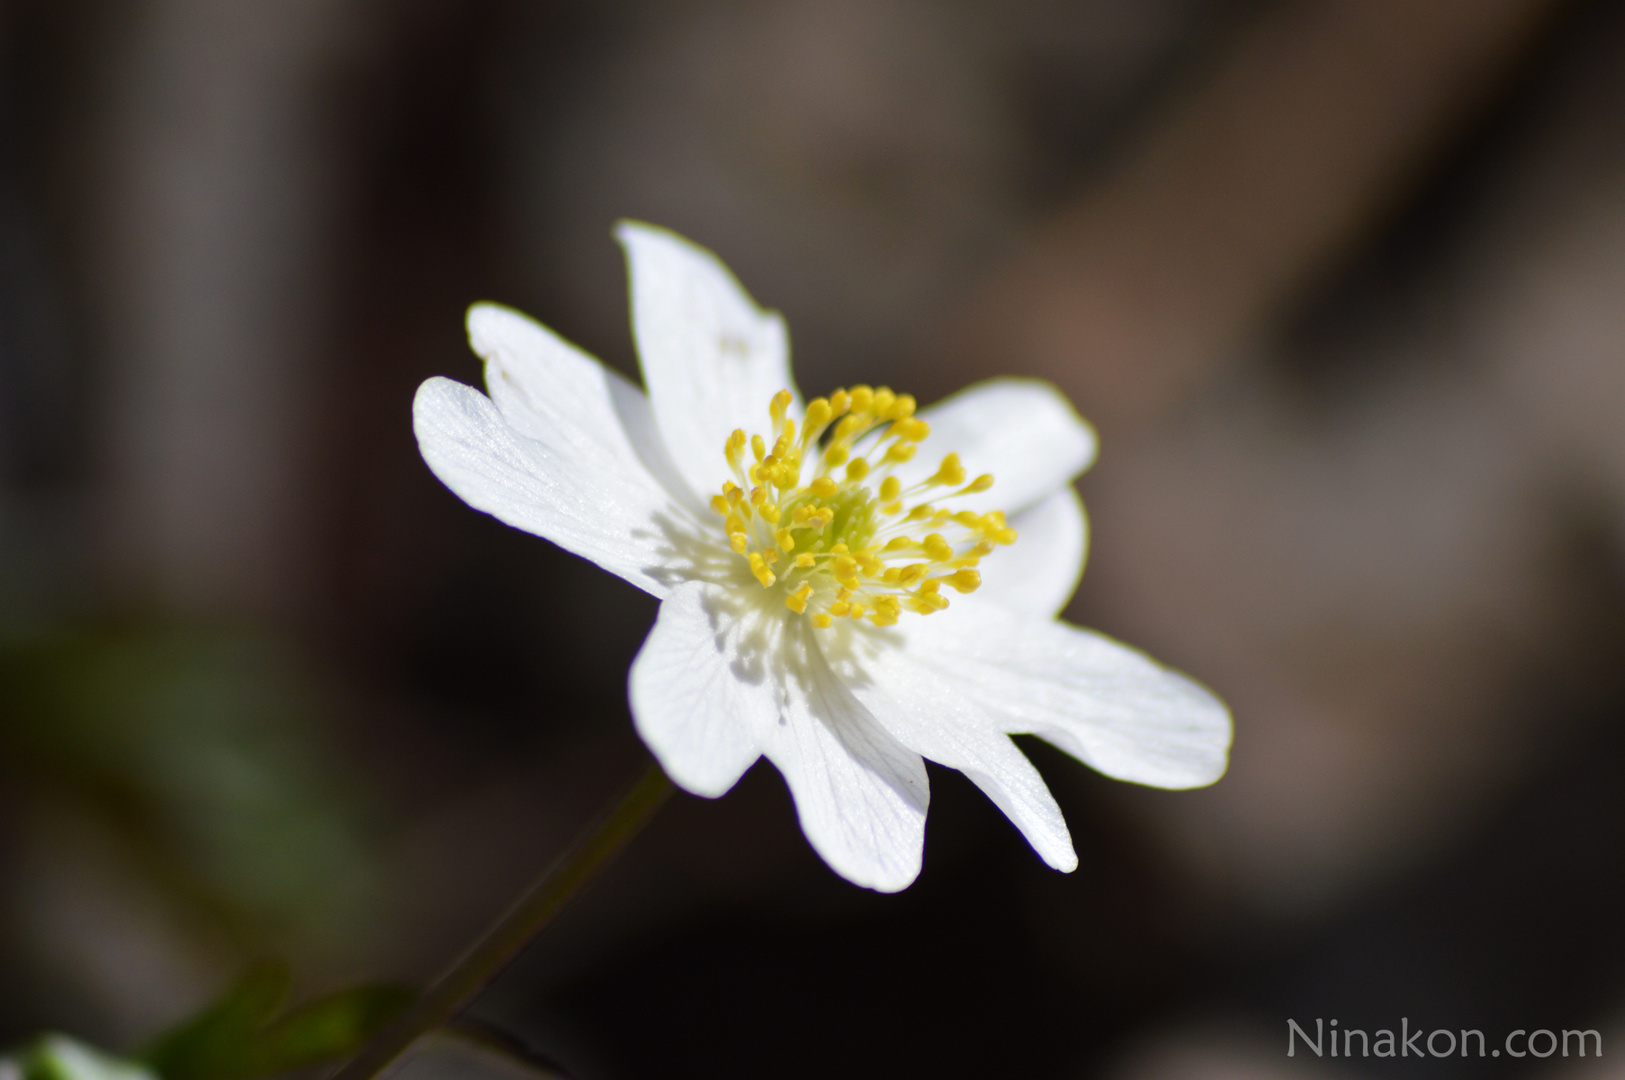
top-left (613, 218), bottom-right (695, 257)
top-left (848, 865), bottom-right (921, 894)
top-left (464, 301), bottom-right (532, 360)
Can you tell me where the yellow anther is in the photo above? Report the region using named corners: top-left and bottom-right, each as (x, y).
top-left (833, 415), bottom-right (865, 443)
top-left (770, 389), bottom-right (793, 426)
top-left (718, 384), bottom-right (1014, 627)
top-left (893, 418), bottom-right (929, 442)
top-left (932, 453), bottom-right (966, 487)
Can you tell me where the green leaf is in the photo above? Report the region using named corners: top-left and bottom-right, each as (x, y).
top-left (139, 966), bottom-right (412, 1080)
top-left (140, 965), bottom-right (290, 1080)
top-left (247, 984), bottom-right (415, 1077)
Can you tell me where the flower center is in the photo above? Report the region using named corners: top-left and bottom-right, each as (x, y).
top-left (707, 385), bottom-right (1017, 628)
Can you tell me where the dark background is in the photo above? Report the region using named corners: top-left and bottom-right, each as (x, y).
top-left (3, 1), bottom-right (1625, 1077)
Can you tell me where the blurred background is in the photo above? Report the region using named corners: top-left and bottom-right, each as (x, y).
top-left (2, 0), bottom-right (1625, 1076)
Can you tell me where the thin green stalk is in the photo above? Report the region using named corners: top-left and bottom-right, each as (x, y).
top-left (329, 761), bottom-right (675, 1080)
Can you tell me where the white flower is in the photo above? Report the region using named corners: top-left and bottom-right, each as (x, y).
top-left (413, 223), bottom-right (1231, 892)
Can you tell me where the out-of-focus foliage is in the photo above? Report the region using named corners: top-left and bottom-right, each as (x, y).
top-left (1, 1035), bottom-right (154, 1080)
top-left (1, 971), bottom-right (410, 1080)
top-left (0, 630), bottom-right (376, 944)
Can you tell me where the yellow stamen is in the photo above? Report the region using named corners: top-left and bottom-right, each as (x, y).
top-left (710, 386), bottom-right (1019, 627)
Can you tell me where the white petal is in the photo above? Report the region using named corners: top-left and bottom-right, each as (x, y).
top-left (629, 582), bottom-right (928, 890)
top-left (841, 638), bottom-right (1077, 871)
top-left (617, 222), bottom-right (799, 501)
top-left (888, 378), bottom-right (1097, 514)
top-left (972, 484), bottom-right (1088, 619)
top-left (628, 582), bottom-right (764, 797)
top-left (891, 605), bottom-right (1231, 789)
top-left (414, 377), bottom-right (679, 598)
top-left (470, 302), bottom-right (701, 511)
top-left (762, 619), bottom-right (929, 892)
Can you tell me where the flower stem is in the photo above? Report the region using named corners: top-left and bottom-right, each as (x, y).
top-left (329, 761), bottom-right (675, 1080)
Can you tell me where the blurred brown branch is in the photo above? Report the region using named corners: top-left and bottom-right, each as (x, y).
top-left (933, 0), bottom-right (1569, 432)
